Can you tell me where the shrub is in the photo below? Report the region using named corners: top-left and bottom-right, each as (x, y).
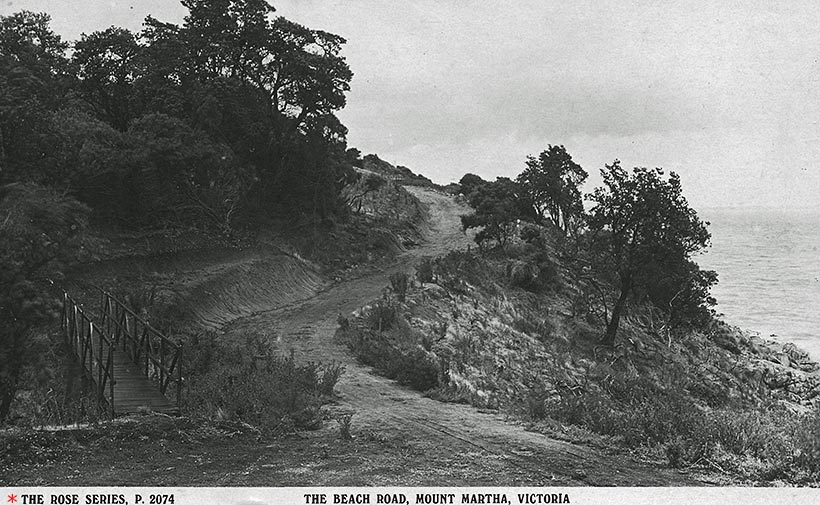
top-left (519, 224), bottom-right (542, 245)
top-left (366, 298), bottom-right (400, 331)
top-left (394, 346), bottom-right (439, 391)
top-left (0, 183), bottom-right (89, 422)
top-left (318, 362), bottom-right (346, 397)
top-left (793, 405), bottom-right (820, 476)
top-left (183, 331), bottom-right (343, 434)
top-left (389, 272), bottom-right (409, 302)
top-left (507, 260), bottom-right (540, 291)
top-left (336, 412), bottom-right (353, 440)
top-left (505, 255), bottom-right (560, 293)
top-left (338, 306), bottom-right (441, 392)
top-left (416, 257), bottom-right (435, 285)
top-left (526, 386), bottom-right (551, 420)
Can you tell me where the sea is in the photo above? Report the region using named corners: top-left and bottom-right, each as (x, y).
top-left (697, 207), bottom-right (820, 361)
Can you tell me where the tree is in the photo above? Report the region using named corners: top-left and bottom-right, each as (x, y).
top-left (1, 3), bottom-right (355, 229)
top-left (517, 145), bottom-right (588, 234)
top-left (72, 27), bottom-right (143, 131)
top-left (0, 183), bottom-right (88, 422)
top-left (458, 173), bottom-right (487, 198)
top-left (0, 11), bottom-right (71, 185)
top-left (175, 1), bottom-right (354, 216)
top-left (586, 162), bottom-right (711, 346)
top-left (345, 172), bottom-right (386, 213)
top-left (179, 1), bottom-right (352, 149)
top-left (118, 113), bottom-right (255, 229)
top-left (460, 177), bottom-right (533, 249)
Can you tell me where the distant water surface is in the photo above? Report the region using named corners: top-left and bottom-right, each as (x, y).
top-left (698, 207), bottom-right (820, 360)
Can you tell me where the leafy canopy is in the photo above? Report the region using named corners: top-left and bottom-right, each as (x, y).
top-left (460, 177), bottom-right (533, 249)
top-left (517, 144), bottom-right (588, 234)
top-left (587, 161), bottom-right (712, 344)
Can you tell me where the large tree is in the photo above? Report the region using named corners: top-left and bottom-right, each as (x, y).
top-left (517, 145), bottom-right (588, 234)
top-left (178, 1), bottom-right (352, 155)
top-left (586, 161), bottom-right (711, 346)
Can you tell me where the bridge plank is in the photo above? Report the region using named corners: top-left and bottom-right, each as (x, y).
top-left (109, 346), bottom-right (177, 415)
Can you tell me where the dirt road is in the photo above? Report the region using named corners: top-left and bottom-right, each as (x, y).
top-left (224, 187), bottom-right (706, 486)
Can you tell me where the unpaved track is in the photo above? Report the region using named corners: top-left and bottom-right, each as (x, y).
top-left (226, 187), bottom-right (704, 486)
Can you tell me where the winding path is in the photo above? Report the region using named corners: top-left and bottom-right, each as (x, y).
top-left (224, 187), bottom-right (705, 486)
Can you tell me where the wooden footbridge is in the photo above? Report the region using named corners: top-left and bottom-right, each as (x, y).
top-left (60, 287), bottom-right (182, 416)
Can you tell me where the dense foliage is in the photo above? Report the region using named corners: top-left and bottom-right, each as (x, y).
top-left (459, 150), bottom-right (716, 345)
top-left (0, 2), bottom-right (357, 423)
top-left (459, 175), bottom-right (534, 248)
top-left (0, 184), bottom-right (89, 421)
top-left (587, 162), bottom-right (714, 344)
top-left (0, 3), bottom-right (356, 228)
top-left (517, 145), bottom-right (588, 234)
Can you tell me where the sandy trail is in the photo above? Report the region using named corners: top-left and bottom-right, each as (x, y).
top-left (224, 187), bottom-right (703, 486)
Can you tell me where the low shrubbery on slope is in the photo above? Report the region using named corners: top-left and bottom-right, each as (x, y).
top-left (183, 331), bottom-right (344, 435)
top-left (338, 238), bottom-right (820, 483)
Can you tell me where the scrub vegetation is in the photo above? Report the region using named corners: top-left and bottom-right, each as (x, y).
top-left (3, 1), bottom-right (820, 488)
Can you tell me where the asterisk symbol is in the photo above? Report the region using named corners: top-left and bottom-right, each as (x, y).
top-left (7, 495), bottom-right (17, 504)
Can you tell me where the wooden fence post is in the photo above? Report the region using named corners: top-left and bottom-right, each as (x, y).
top-left (108, 344), bottom-right (114, 417)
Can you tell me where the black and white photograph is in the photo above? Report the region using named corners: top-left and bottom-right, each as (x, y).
top-left (2, 0), bottom-right (820, 496)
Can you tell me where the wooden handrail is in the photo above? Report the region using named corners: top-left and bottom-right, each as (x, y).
top-left (95, 286), bottom-right (183, 402)
top-left (60, 290), bottom-right (115, 416)
top-left (94, 287), bottom-right (180, 351)
top-left (57, 284), bottom-right (183, 414)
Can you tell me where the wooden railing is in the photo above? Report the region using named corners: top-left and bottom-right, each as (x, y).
top-left (97, 288), bottom-right (183, 408)
top-left (61, 291), bottom-right (115, 416)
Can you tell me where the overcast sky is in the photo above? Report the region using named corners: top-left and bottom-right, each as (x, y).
top-left (4, 0), bottom-right (820, 209)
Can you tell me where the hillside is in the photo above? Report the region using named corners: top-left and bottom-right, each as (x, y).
top-left (3, 164), bottom-right (820, 487)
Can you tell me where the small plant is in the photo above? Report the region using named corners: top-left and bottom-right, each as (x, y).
top-left (389, 272), bottom-right (409, 302)
top-left (526, 387), bottom-right (550, 420)
top-left (125, 286), bottom-right (157, 315)
top-left (367, 298), bottom-right (399, 331)
top-left (337, 313), bottom-right (350, 331)
top-left (416, 257), bottom-right (435, 285)
top-left (336, 412), bottom-right (354, 440)
top-left (318, 362), bottom-right (345, 396)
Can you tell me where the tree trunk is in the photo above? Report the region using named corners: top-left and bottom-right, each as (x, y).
top-left (601, 278), bottom-right (631, 346)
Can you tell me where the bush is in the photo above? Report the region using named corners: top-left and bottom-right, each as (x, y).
top-left (505, 254), bottom-right (560, 293)
top-left (389, 272), bottom-right (409, 302)
top-left (549, 374), bottom-right (700, 447)
top-left (541, 369), bottom-right (820, 481)
top-left (526, 386), bottom-right (551, 420)
top-left (366, 298), bottom-right (400, 331)
top-left (183, 331), bottom-right (343, 434)
top-left (338, 306), bottom-right (440, 392)
top-left (416, 257), bottom-right (435, 285)
top-left (794, 405), bottom-right (820, 476)
top-left (394, 346), bottom-right (439, 391)
top-left (507, 260), bottom-right (540, 291)
top-left (0, 183), bottom-right (89, 422)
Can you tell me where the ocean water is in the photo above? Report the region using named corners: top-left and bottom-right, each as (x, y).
top-left (697, 207), bottom-right (820, 360)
